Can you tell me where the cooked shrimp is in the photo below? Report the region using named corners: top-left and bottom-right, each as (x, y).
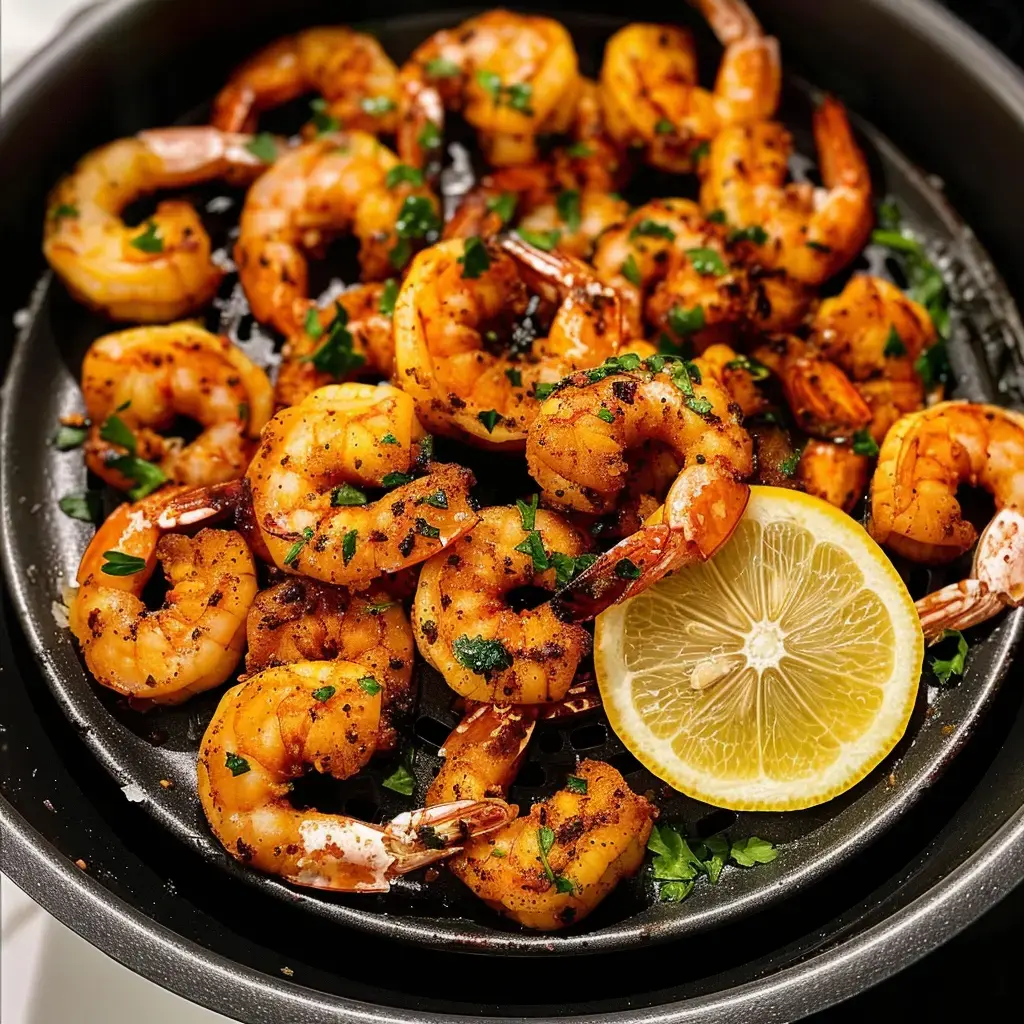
top-left (393, 237), bottom-right (626, 448)
top-left (80, 323), bottom-right (273, 493)
top-left (246, 383), bottom-right (478, 587)
top-left (274, 283), bottom-right (396, 409)
top-left (235, 133), bottom-right (439, 334)
top-left (600, 2), bottom-right (780, 173)
top-left (446, 759), bottom-right (656, 930)
top-left (211, 28), bottom-right (400, 136)
top-left (870, 401), bottom-right (1024, 565)
top-left (245, 578), bottom-right (414, 751)
top-left (198, 662), bottom-right (516, 892)
top-left (797, 439), bottom-right (870, 513)
top-left (69, 491), bottom-right (257, 704)
top-left (44, 127), bottom-right (270, 321)
top-left (413, 506), bottom-right (593, 704)
top-left (397, 9), bottom-right (580, 170)
top-left (700, 97), bottom-right (872, 285)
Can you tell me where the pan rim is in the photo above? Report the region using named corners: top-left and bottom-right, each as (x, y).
top-left (3, 0), bottom-right (1024, 1015)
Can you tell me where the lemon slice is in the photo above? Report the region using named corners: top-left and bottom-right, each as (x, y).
top-left (595, 486), bottom-right (924, 811)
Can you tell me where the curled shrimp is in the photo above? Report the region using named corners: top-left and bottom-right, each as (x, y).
top-left (80, 323), bottom-right (273, 493)
top-left (600, 1), bottom-right (780, 173)
top-left (700, 97), bottom-right (872, 285)
top-left (870, 401), bottom-right (1024, 566)
top-left (44, 127), bottom-right (270, 321)
top-left (397, 9), bottom-right (580, 170)
top-left (69, 491), bottom-right (257, 703)
top-left (235, 132), bottom-right (439, 334)
top-left (198, 662), bottom-right (516, 892)
top-left (413, 506), bottom-right (593, 704)
top-left (274, 282), bottom-right (395, 409)
top-left (211, 28), bottom-right (400, 135)
top-left (443, 759), bottom-right (656, 931)
top-left (245, 578), bottom-right (414, 752)
top-left (246, 383), bottom-right (478, 587)
top-left (393, 237), bottom-right (625, 448)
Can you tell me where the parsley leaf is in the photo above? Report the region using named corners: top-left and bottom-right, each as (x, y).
top-left (691, 140), bottom-right (710, 163)
top-left (245, 133), bottom-right (278, 163)
top-left (453, 635), bottom-right (513, 674)
top-left (729, 836), bottom-right (778, 867)
top-left (915, 341), bottom-right (951, 389)
top-left (416, 489), bottom-right (448, 509)
top-left (361, 95), bottom-right (396, 117)
top-left (565, 775), bottom-right (588, 794)
top-left (414, 518), bottom-right (441, 539)
top-left (930, 628), bottom-right (969, 684)
top-left (283, 526), bottom-right (314, 567)
top-left (516, 228), bottom-right (561, 251)
top-left (379, 278), bottom-right (400, 317)
top-left (129, 221), bottom-right (163, 253)
top-left (505, 366), bottom-right (523, 388)
top-left (724, 354), bottom-right (770, 380)
top-left (778, 449), bottom-right (802, 478)
top-left (505, 82), bottom-right (533, 114)
top-left (706, 209), bottom-right (727, 224)
top-left (304, 306), bottom-right (324, 339)
top-left (385, 163), bottom-right (424, 189)
top-left (309, 97), bottom-right (340, 135)
top-left (852, 429), bottom-right (880, 457)
top-left (686, 247), bottom-right (727, 276)
top-left (565, 141), bottom-right (593, 158)
top-left (597, 406), bottom-right (615, 424)
top-left (99, 412), bottom-right (136, 452)
top-left (108, 455), bottom-right (168, 500)
top-left (477, 408), bottom-right (501, 433)
top-left (59, 491), bottom-right (103, 524)
top-left (629, 219), bottom-right (676, 243)
top-left (615, 558), bottom-right (641, 580)
top-left (551, 551), bottom-right (597, 589)
top-left (667, 304), bottom-right (705, 338)
top-left (330, 483), bottom-right (368, 506)
top-left (358, 676), bottom-right (382, 696)
top-left (486, 191), bottom-right (517, 225)
top-left (655, 118), bottom-right (675, 135)
top-left (425, 57), bottom-right (461, 78)
top-left (476, 69), bottom-right (502, 101)
top-left (459, 236), bottom-right (491, 279)
top-left (311, 685), bottom-right (336, 702)
top-left (727, 225), bottom-right (768, 245)
top-left (342, 529), bottom-right (358, 565)
top-left (395, 195), bottom-right (441, 241)
top-left (54, 424), bottom-right (88, 450)
top-left (224, 752), bottom-right (250, 777)
top-left (382, 471), bottom-right (414, 488)
top-left (556, 189), bottom-right (582, 232)
top-left (621, 253), bottom-right (642, 287)
top-left (101, 550), bottom-right (147, 576)
top-left (884, 325), bottom-right (908, 357)
top-left (382, 753), bottom-right (416, 796)
top-left (517, 494), bottom-right (539, 531)
top-left (50, 202), bottom-right (79, 222)
top-left (806, 240), bottom-right (832, 253)
top-left (648, 824), bottom-right (703, 882)
top-left (418, 120), bottom-right (442, 151)
top-left (300, 301), bottom-right (366, 379)
top-left (536, 826), bottom-right (574, 893)
top-left (514, 529), bottom-right (549, 572)
top-left (380, 432), bottom-right (399, 446)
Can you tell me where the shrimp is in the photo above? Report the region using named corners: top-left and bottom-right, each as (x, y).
top-left (44, 127), bottom-right (271, 321)
top-left (211, 28), bottom-right (400, 136)
top-left (600, 1), bottom-right (780, 173)
top-left (197, 662), bottom-right (516, 892)
top-left (393, 238), bottom-right (626, 449)
top-left (413, 506), bottom-right (593, 704)
top-left (870, 401), bottom-right (1024, 566)
top-left (699, 96), bottom-right (872, 285)
top-left (445, 759), bottom-right (656, 931)
top-left (245, 578), bottom-right (414, 752)
top-left (397, 9), bottom-right (580, 170)
top-left (796, 440), bottom-right (871, 513)
top-left (68, 491), bottom-right (257, 703)
top-left (246, 383), bottom-right (478, 588)
top-left (80, 323), bottom-right (273, 493)
top-left (235, 133), bottom-right (439, 335)
top-left (274, 282), bottom-right (396, 409)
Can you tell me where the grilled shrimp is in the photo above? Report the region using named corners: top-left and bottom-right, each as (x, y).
top-left (797, 440), bottom-right (871, 514)
top-left (413, 506), bottom-right (593, 704)
top-left (397, 9), bottom-right (580, 170)
top-left (600, 1), bottom-right (780, 173)
top-left (212, 27), bottom-right (400, 135)
top-left (246, 383), bottom-right (478, 587)
top-left (245, 579), bottom-right (414, 752)
top-left (445, 759), bottom-right (656, 930)
top-left (198, 662), bottom-right (516, 892)
top-left (700, 97), bottom-right (872, 285)
top-left (235, 133), bottom-right (439, 334)
top-left (81, 323), bottom-right (273, 493)
top-left (44, 127), bottom-right (270, 321)
top-left (274, 282), bottom-right (396, 409)
top-left (393, 237), bottom-right (626, 449)
top-left (69, 491), bottom-right (257, 703)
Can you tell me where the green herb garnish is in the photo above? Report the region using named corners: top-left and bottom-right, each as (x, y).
top-left (724, 354), bottom-right (770, 380)
top-left (667, 304), bottom-right (705, 338)
top-left (516, 228), bottom-right (561, 251)
top-left (453, 635), bottom-right (513, 674)
top-left (330, 483), bottom-right (368, 506)
top-left (930, 629), bottom-right (969, 684)
top-left (54, 424), bottom-right (88, 451)
top-left (565, 775), bottom-right (588, 794)
top-left (851, 430), bottom-right (880, 457)
top-left (311, 685), bottom-right (336, 703)
top-left (283, 526), bottom-right (315, 567)
top-left (629, 219), bottom-right (676, 243)
top-left (379, 278), bottom-right (399, 317)
top-left (597, 407), bottom-right (615, 424)
top-left (101, 550), bottom-right (147, 576)
top-left (361, 95), bottom-right (396, 117)
top-left (129, 221), bottom-right (163, 253)
top-left (385, 164), bottom-right (424, 189)
top-left (621, 253), bottom-right (642, 287)
top-left (342, 529), bottom-right (358, 565)
top-left (224, 752), bottom-right (250, 777)
top-left (477, 408), bottom-right (501, 433)
top-left (884, 325), bottom-right (908, 358)
top-left (486, 191), bottom-right (517, 225)
top-left (301, 301), bottom-right (366, 379)
top-left (685, 247), bottom-right (727, 276)
top-left (514, 529), bottom-right (549, 572)
top-left (551, 551), bottom-right (597, 589)
top-left (310, 97), bottom-right (340, 134)
top-left (358, 676), bottom-right (382, 696)
top-left (58, 491), bottom-right (102, 524)
top-left (245, 133), bottom-right (278, 163)
top-left (556, 189), bottom-right (582, 232)
top-left (459, 236), bottom-right (491, 279)
top-left (505, 366), bottom-right (523, 388)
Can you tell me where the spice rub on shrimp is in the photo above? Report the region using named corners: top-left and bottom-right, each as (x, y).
top-left (235, 132), bottom-right (439, 335)
top-left (600, 1), bottom-right (780, 173)
top-left (444, 759), bottom-right (656, 931)
top-left (246, 383), bottom-right (478, 588)
top-left (393, 237), bottom-right (626, 449)
top-left (81, 323), bottom-right (273, 494)
top-left (198, 662), bottom-right (516, 892)
top-left (245, 579), bottom-right (414, 751)
top-left (69, 490), bottom-right (258, 703)
top-left (397, 9), bottom-right (580, 170)
top-left (44, 127), bottom-right (270, 321)
top-left (212, 27), bottom-right (400, 136)
top-left (413, 505), bottom-right (593, 704)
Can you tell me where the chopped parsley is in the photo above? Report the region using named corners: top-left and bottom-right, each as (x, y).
top-left (514, 529), bottom-right (549, 572)
top-left (724, 354), bottom-right (770, 380)
top-left (99, 412), bottom-right (135, 451)
top-left (551, 551), bottom-right (597, 589)
top-left (517, 494), bottom-right (539, 530)
top-left (778, 449), bottom-right (802, 478)
top-left (358, 676), bottom-right (382, 696)
top-left (304, 306), bottom-right (323, 338)
top-left (58, 491), bottom-right (102, 524)
top-left (380, 433), bottom-right (399, 447)
top-left (597, 407), bottom-right (615, 424)
top-left (330, 483), bottom-right (368, 506)
top-left (516, 228), bottom-right (561, 251)
top-left (505, 366), bottom-right (523, 388)
top-left (385, 164), bottom-right (424, 189)
top-left (452, 634), bottom-right (513, 674)
top-left (685, 247), bottom-right (727, 276)
top-left (311, 685), bottom-right (336, 703)
top-left (283, 527), bottom-right (315, 567)
top-left (414, 518), bottom-right (441, 539)
top-left (50, 202), bottom-right (79, 222)
top-left (486, 191), bottom-right (517, 225)
top-left (100, 550), bottom-right (147, 576)
top-left (929, 629), bottom-right (969, 685)
top-left (565, 775), bottom-right (588, 794)
top-left (224, 752), bottom-right (251, 777)
top-left (238, 401), bottom-right (250, 423)
top-left (310, 97), bottom-right (340, 135)
top-left (342, 529), bottom-right (358, 565)
top-left (418, 120), bottom-right (442, 151)
top-left (667, 304), bottom-right (705, 339)
top-left (425, 57), bottom-right (461, 78)
top-left (620, 253), bottom-right (642, 287)
top-left (691, 140), bottom-right (710, 163)
top-left (459, 236), bottom-right (491, 279)
top-left (382, 751), bottom-right (416, 796)
top-left (706, 209), bottom-right (727, 225)
top-left (245, 133), bottom-right (278, 163)
top-left (110, 456), bottom-right (167, 500)
top-left (806, 240), bottom-right (832, 253)
top-left (667, 357), bottom-right (713, 416)
top-left (727, 225), bottom-right (768, 245)
top-left (129, 221), bottom-right (163, 253)
top-left (382, 471), bottom-right (414, 488)
top-left (884, 325), bottom-right (908, 358)
top-left (379, 278), bottom-right (399, 317)
top-left (615, 558), bottom-right (641, 580)
top-left (300, 301), bottom-right (366, 379)
top-left (537, 826), bottom-right (574, 894)
top-left (629, 219), bottom-right (676, 243)
top-left (475, 71), bottom-right (533, 113)
top-left (477, 408), bottom-right (501, 433)
top-left (728, 836), bottom-right (778, 867)
top-left (54, 423), bottom-right (88, 450)
top-left (654, 118), bottom-right (675, 135)
top-left (851, 429), bottom-right (880, 457)
top-left (395, 195), bottom-right (441, 242)
top-left (364, 600), bottom-right (395, 615)
top-left (556, 189), bottom-right (582, 232)
top-left (361, 95), bottom-right (396, 117)
top-left (416, 489), bottom-right (449, 509)
top-left (564, 141), bottom-right (593, 158)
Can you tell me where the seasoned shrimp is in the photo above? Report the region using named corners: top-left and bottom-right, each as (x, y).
top-left (870, 401), bottom-right (1024, 565)
top-left (198, 662), bottom-right (515, 892)
top-left (393, 238), bottom-right (626, 449)
top-left (700, 97), bottom-right (872, 285)
top-left (245, 578), bottom-right (414, 752)
top-left (797, 440), bottom-right (871, 513)
top-left (235, 133), bottom-right (439, 334)
top-left (274, 283), bottom-right (396, 409)
top-left (81, 323), bottom-right (273, 493)
top-left (600, 1), bottom-right (780, 173)
top-left (212, 28), bottom-right (400, 136)
top-left (44, 127), bottom-right (270, 321)
top-left (445, 759), bottom-right (656, 930)
top-left (413, 506), bottom-right (593, 704)
top-left (69, 491), bottom-right (257, 703)
top-left (246, 383), bottom-right (478, 587)
top-left (397, 9), bottom-right (580, 170)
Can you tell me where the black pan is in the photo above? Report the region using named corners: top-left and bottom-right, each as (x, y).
top-left (2, 0), bottom-right (1024, 1019)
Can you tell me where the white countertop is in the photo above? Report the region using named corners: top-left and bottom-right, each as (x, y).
top-left (1, 3), bottom-right (232, 1020)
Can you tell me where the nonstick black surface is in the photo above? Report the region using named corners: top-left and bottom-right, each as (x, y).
top-left (3, 7), bottom-right (1024, 961)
